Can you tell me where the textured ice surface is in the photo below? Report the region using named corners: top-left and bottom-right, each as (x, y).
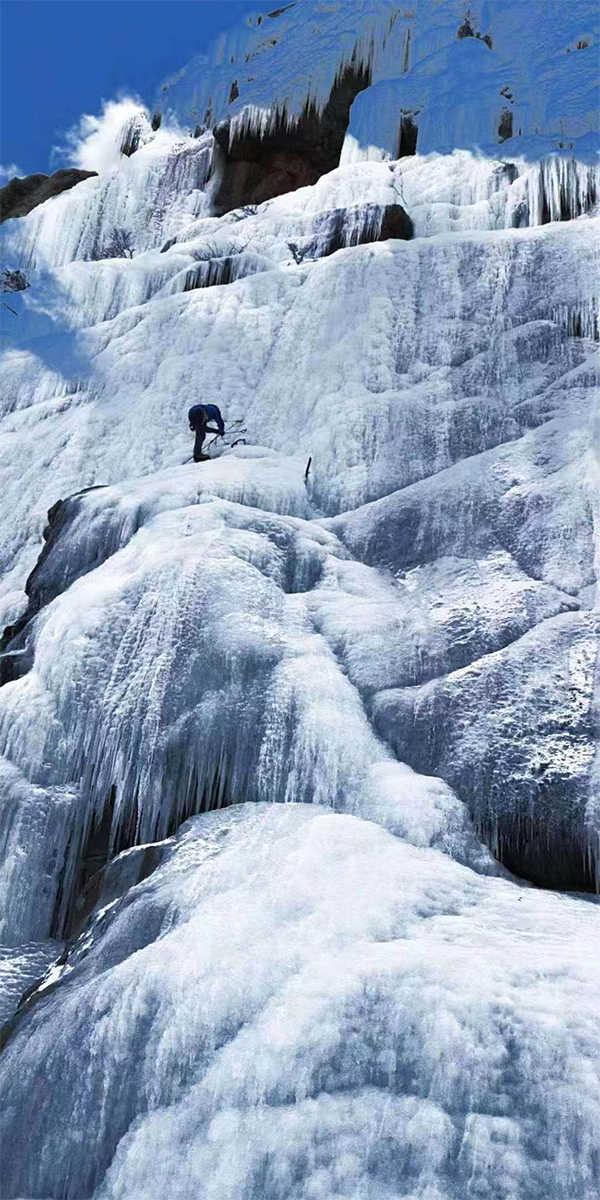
top-left (158, 0), bottom-right (599, 160)
top-left (1, 121), bottom-right (215, 270)
top-left (1, 804), bottom-right (600, 1199)
top-left (374, 610), bottom-right (600, 887)
top-left (0, 0), bottom-right (599, 1195)
top-left (0, 940), bottom-right (60, 1024)
top-left (1, 211), bottom-right (596, 629)
top-left (0, 477), bottom-right (492, 947)
top-left (5, 450), bottom-right (312, 635)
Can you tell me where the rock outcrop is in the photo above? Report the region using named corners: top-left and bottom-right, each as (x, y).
top-left (212, 60), bottom-right (371, 214)
top-left (0, 168), bottom-right (97, 222)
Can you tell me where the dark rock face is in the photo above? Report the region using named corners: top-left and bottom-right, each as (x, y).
top-left (498, 108), bottom-right (513, 141)
top-left (212, 60), bottom-right (371, 215)
top-left (457, 16), bottom-right (493, 48)
top-left (379, 204), bottom-right (413, 240)
top-left (0, 835), bottom-right (172, 1051)
top-left (119, 117), bottom-right (145, 157)
top-left (397, 115), bottom-right (419, 156)
top-left (0, 169), bottom-right (98, 222)
top-left (213, 147), bottom-right (316, 214)
top-left (58, 813), bottom-right (172, 940)
top-left (0, 267), bottom-right (29, 296)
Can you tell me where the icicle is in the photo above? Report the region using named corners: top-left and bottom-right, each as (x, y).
top-left (291, 201), bottom-right (411, 263)
top-left (178, 252), bottom-right (270, 292)
top-left (549, 300), bottom-right (599, 341)
top-left (516, 156), bottom-right (599, 227)
top-left (1, 127), bottom-right (215, 270)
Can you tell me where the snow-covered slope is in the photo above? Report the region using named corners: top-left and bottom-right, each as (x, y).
top-left (159, 0), bottom-right (598, 161)
top-left (0, 2), bottom-right (599, 1197)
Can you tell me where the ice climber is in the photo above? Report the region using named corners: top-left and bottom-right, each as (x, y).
top-left (188, 402), bottom-right (225, 462)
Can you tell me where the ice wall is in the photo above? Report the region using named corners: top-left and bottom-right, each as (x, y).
top-left (0, 0), bottom-right (599, 1196)
top-left (0, 161), bottom-right (597, 897)
top-left (0, 466), bottom-right (493, 946)
top-left (1, 113), bottom-right (214, 271)
top-left (158, 0), bottom-right (599, 161)
top-left (2, 804), bottom-right (600, 1200)
top-left (1, 202), bottom-right (596, 623)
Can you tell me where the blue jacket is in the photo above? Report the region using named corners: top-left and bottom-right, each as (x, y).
top-left (188, 403), bottom-right (225, 435)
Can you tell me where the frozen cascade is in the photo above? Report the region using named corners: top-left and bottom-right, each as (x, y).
top-left (178, 251), bottom-right (275, 293)
top-left (1, 451), bottom-right (313, 663)
top-left (1, 115), bottom-right (215, 271)
top-left (157, 1), bottom-right (598, 162)
top-left (551, 299), bottom-right (599, 343)
top-left (2, 804), bottom-right (600, 1199)
top-left (0, 485), bottom-right (492, 945)
top-left (0, 209), bottom-right (596, 632)
top-left (0, 0), bottom-right (599, 1195)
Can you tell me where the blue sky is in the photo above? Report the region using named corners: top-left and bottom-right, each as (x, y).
top-left (1, 0), bottom-right (258, 180)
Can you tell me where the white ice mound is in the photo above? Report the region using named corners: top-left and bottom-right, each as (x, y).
top-left (1, 802), bottom-right (599, 1199)
top-left (0, 471), bottom-right (490, 946)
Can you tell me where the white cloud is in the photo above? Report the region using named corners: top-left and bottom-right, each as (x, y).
top-left (53, 95), bottom-right (148, 174)
top-left (0, 163), bottom-right (24, 184)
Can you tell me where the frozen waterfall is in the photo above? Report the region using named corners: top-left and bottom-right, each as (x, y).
top-left (0, 0), bottom-right (599, 1197)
